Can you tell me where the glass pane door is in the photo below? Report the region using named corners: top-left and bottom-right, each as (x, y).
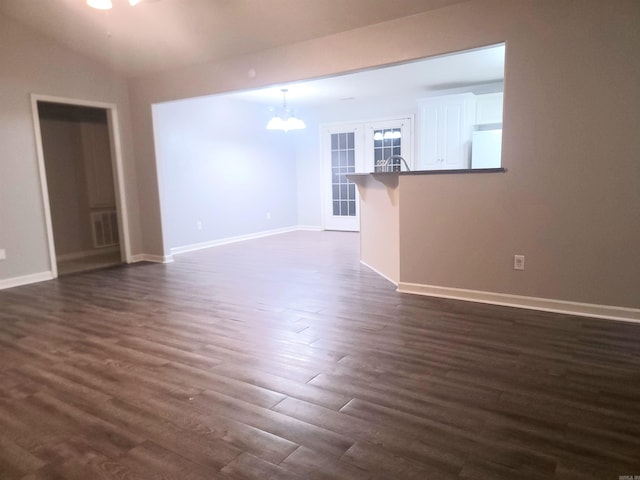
top-left (365, 118), bottom-right (412, 172)
top-left (330, 132), bottom-right (357, 217)
top-left (322, 125), bottom-right (364, 231)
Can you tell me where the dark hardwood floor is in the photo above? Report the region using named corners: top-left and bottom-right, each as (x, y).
top-left (1, 231), bottom-right (639, 479)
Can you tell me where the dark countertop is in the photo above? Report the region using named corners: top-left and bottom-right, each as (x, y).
top-left (347, 168), bottom-right (506, 177)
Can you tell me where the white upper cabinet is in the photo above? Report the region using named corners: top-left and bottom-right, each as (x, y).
top-left (417, 93), bottom-right (476, 170)
top-left (475, 92), bottom-right (504, 125)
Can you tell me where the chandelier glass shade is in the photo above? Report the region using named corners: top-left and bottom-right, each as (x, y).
top-left (266, 89), bottom-right (306, 132)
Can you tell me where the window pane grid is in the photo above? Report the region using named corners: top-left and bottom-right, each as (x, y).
top-left (373, 128), bottom-right (402, 172)
top-left (330, 132), bottom-right (356, 217)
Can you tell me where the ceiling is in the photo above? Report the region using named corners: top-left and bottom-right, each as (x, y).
top-left (0, 0), bottom-right (469, 78)
top-left (225, 44), bottom-right (505, 108)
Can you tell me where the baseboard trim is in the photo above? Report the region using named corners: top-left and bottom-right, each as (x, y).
top-left (396, 282), bottom-right (640, 323)
top-left (130, 254), bottom-right (174, 264)
top-left (296, 225), bottom-right (323, 232)
top-left (57, 246), bottom-right (119, 262)
top-left (0, 271), bottom-right (55, 290)
top-left (103, 227), bottom-right (325, 263)
top-left (170, 226), bottom-right (314, 256)
top-left (360, 260), bottom-right (398, 286)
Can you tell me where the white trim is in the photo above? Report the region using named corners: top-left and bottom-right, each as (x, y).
top-left (105, 107), bottom-right (132, 264)
top-left (95, 226), bottom-right (321, 261)
top-left (30, 94), bottom-right (133, 281)
top-left (170, 226), bottom-right (302, 255)
top-left (130, 254), bottom-right (174, 264)
top-left (57, 246), bottom-right (119, 262)
top-left (360, 260), bottom-right (398, 286)
top-left (318, 125), bottom-right (326, 231)
top-left (397, 282), bottom-right (640, 324)
top-left (0, 271), bottom-right (55, 291)
top-left (30, 98), bottom-right (58, 278)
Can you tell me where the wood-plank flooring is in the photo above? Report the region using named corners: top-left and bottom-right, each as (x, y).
top-left (57, 250), bottom-right (122, 276)
top-left (1, 231), bottom-right (639, 479)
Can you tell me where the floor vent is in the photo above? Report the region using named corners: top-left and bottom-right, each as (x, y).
top-left (91, 210), bottom-right (119, 248)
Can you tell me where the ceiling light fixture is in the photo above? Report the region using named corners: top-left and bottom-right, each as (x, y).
top-left (87, 0), bottom-right (113, 9)
top-left (87, 0), bottom-right (142, 10)
top-left (266, 89), bottom-right (306, 132)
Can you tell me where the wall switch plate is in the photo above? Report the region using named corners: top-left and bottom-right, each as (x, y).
top-left (514, 254), bottom-right (525, 270)
top-left (0, 249), bottom-right (6, 260)
top-left (196, 221), bottom-right (202, 230)
top-left (266, 212), bottom-right (271, 220)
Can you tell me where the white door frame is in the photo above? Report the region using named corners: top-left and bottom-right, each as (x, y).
top-left (30, 94), bottom-right (132, 278)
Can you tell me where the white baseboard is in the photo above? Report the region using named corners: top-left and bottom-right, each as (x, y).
top-left (79, 227), bottom-right (325, 264)
top-left (360, 260), bottom-right (398, 286)
top-left (397, 282), bottom-right (640, 324)
top-left (0, 271), bottom-right (55, 291)
top-left (296, 225), bottom-right (323, 232)
top-left (57, 246), bottom-right (119, 262)
top-left (170, 226), bottom-right (316, 256)
top-left (130, 254), bottom-right (174, 264)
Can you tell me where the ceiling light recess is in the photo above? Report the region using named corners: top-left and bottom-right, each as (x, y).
top-left (87, 0), bottom-right (112, 9)
top-left (87, 0), bottom-right (142, 10)
top-left (266, 89), bottom-right (306, 132)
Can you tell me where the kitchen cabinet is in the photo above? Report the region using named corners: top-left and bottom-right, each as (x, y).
top-left (417, 93), bottom-right (476, 170)
top-left (475, 92), bottom-right (504, 125)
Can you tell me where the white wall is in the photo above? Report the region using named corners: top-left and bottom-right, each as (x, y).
top-left (0, 13), bottom-right (140, 283)
top-left (152, 96), bottom-right (298, 250)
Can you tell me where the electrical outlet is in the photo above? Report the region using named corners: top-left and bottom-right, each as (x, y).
top-left (266, 212), bottom-right (271, 220)
top-left (514, 254), bottom-right (525, 270)
top-left (196, 221), bottom-right (202, 231)
top-left (0, 249), bottom-right (5, 260)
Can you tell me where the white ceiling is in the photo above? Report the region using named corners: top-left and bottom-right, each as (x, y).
top-left (226, 44), bottom-right (505, 108)
top-left (0, 0), bottom-right (469, 77)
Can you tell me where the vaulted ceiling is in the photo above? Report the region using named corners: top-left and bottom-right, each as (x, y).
top-left (0, 0), bottom-right (469, 77)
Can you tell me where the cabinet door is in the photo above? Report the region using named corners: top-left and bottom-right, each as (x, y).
top-left (418, 93), bottom-right (475, 170)
top-left (475, 92), bottom-right (504, 125)
top-left (442, 101), bottom-right (465, 169)
top-left (419, 103), bottom-right (442, 169)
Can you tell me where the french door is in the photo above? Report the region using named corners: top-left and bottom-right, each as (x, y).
top-left (322, 117), bottom-right (412, 232)
top-left (365, 118), bottom-right (412, 172)
top-left (322, 125), bottom-right (364, 231)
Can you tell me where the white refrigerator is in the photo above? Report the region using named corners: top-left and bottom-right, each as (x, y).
top-left (471, 129), bottom-right (502, 169)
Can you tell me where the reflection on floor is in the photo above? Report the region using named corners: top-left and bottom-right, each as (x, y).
top-left (57, 250), bottom-right (122, 276)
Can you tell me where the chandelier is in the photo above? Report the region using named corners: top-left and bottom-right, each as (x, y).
top-left (266, 89), bottom-right (306, 132)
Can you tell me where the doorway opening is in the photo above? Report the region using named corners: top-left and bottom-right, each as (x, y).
top-left (33, 97), bottom-right (130, 276)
